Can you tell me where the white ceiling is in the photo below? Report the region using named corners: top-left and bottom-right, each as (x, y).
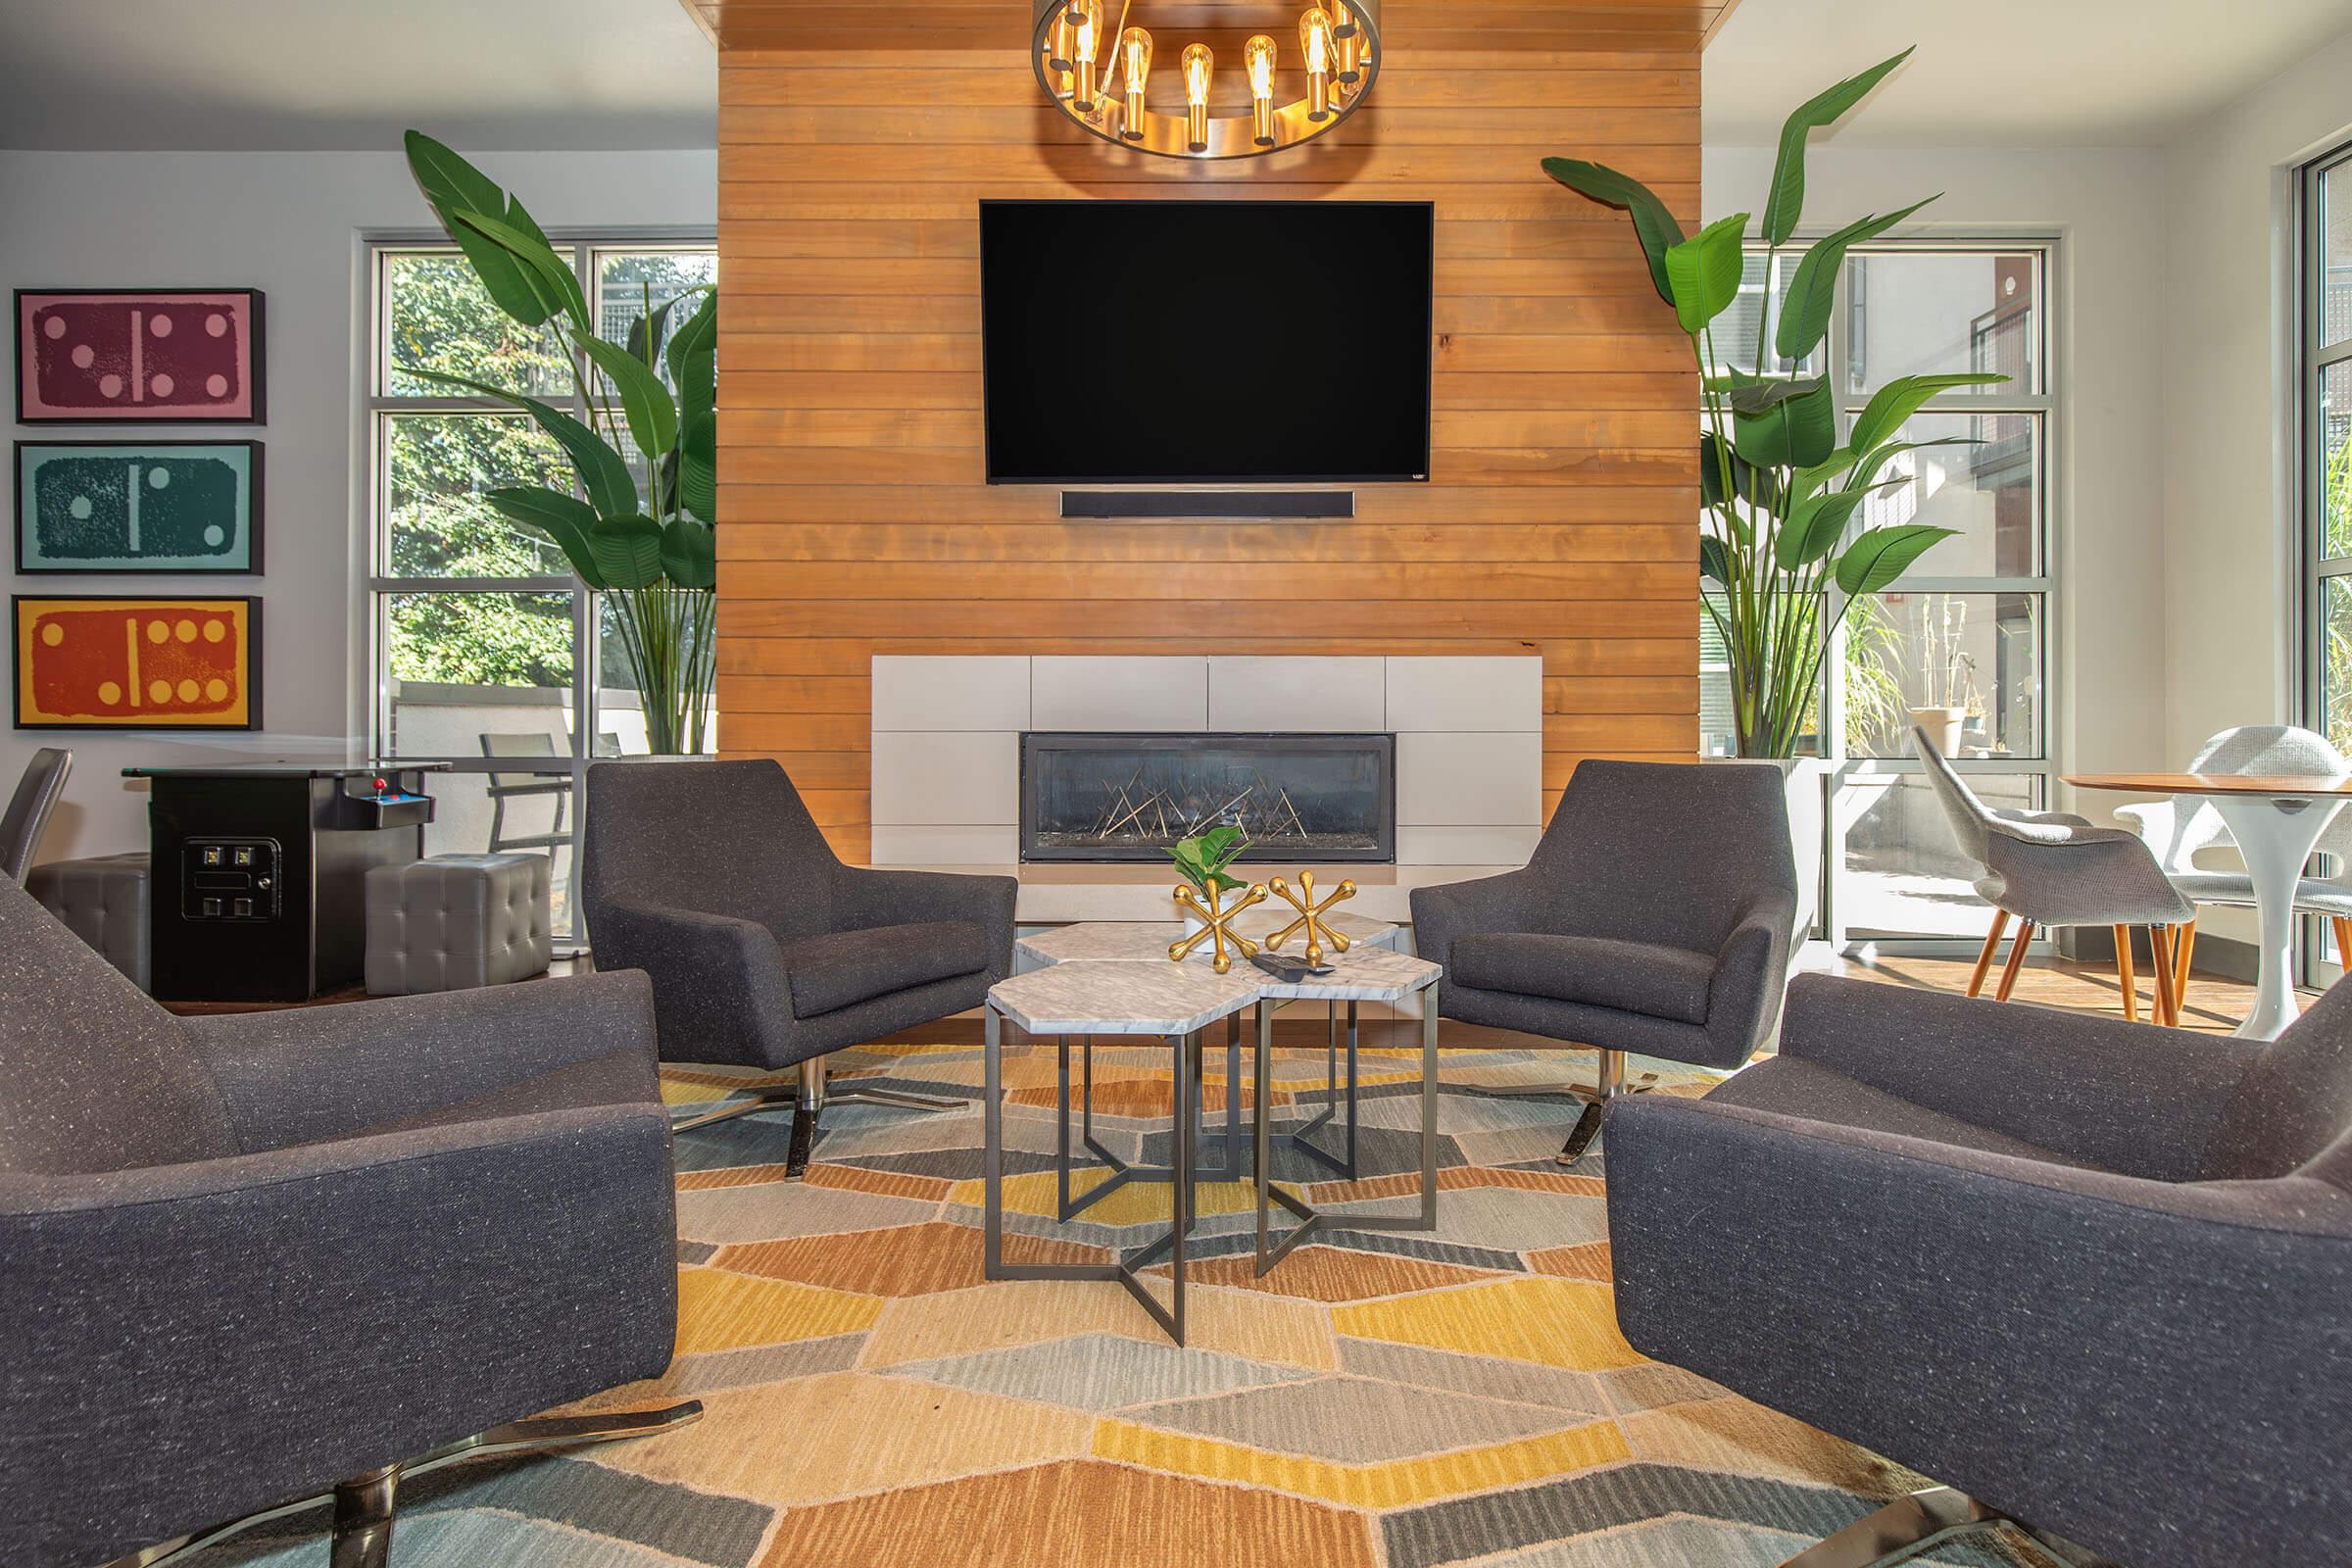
top-left (0, 0), bottom-right (716, 151)
top-left (1706, 0), bottom-right (2352, 147)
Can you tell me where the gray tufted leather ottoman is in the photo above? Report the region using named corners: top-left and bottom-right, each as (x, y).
top-left (26, 852), bottom-right (152, 990)
top-left (365, 853), bottom-right (552, 995)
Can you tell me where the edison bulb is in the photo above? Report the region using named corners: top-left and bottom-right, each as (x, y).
top-left (1298, 8), bottom-right (1335, 120)
top-left (1067, 0), bottom-right (1102, 110)
top-left (1245, 34), bottom-right (1278, 146)
top-left (1118, 26), bottom-right (1153, 140)
top-left (1181, 42), bottom-right (1214, 152)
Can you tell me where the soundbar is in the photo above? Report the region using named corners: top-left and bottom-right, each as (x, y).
top-left (1060, 490), bottom-right (1355, 519)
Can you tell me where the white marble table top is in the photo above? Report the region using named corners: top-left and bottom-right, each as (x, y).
top-left (985, 960), bottom-right (1262, 1036)
top-left (993, 921), bottom-right (1441, 1033)
top-left (1017, 909), bottom-right (1398, 968)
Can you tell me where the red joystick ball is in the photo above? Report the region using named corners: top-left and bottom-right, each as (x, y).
top-left (373, 777), bottom-right (388, 793)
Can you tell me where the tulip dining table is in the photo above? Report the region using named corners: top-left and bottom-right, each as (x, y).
top-left (2065, 771), bottom-right (2352, 1040)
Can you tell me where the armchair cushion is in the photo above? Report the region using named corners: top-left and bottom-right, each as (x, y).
top-left (1449, 931), bottom-right (1715, 1024)
top-left (777, 919), bottom-right (992, 1019)
top-left (1705, 1055), bottom-right (2095, 1169)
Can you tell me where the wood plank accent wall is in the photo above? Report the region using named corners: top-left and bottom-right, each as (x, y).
top-left (713, 0), bottom-right (1711, 858)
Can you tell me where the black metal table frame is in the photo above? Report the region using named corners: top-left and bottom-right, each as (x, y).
top-left (983, 1003), bottom-right (1204, 1344)
top-left (1253, 980), bottom-right (1441, 1275)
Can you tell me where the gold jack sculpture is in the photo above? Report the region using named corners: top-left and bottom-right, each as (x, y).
top-left (1171, 880), bottom-right (1269, 973)
top-left (1264, 871), bottom-right (1357, 967)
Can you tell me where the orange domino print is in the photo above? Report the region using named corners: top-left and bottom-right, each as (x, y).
top-left (13, 597), bottom-right (259, 729)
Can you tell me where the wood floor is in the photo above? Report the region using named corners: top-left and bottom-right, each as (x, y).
top-left (1827, 950), bottom-right (2261, 1036)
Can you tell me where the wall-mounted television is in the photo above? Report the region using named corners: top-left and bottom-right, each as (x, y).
top-left (979, 200), bottom-right (1434, 486)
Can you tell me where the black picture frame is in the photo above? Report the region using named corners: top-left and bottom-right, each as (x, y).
top-left (13, 440), bottom-right (265, 575)
top-left (11, 594), bottom-right (264, 731)
top-left (14, 287), bottom-right (267, 425)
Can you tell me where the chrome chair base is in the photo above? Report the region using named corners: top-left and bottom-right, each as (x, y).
top-left (1776, 1487), bottom-right (2119, 1568)
top-left (103, 1401), bottom-right (705, 1568)
top-left (668, 1058), bottom-right (966, 1177)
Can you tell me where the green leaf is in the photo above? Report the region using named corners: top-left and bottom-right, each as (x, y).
top-left (1847, 372), bottom-right (2007, 462)
top-left (576, 331), bottom-right (680, 464)
top-left (397, 366), bottom-right (639, 518)
top-left (666, 289), bottom-right (717, 390)
top-left (1698, 533), bottom-right (1733, 586)
top-left (1846, 434), bottom-right (1982, 489)
top-left (1699, 431), bottom-right (1781, 512)
top-left (626, 298), bottom-right (677, 369)
top-left (1194, 824), bottom-right (1249, 870)
top-left (660, 517), bottom-right (717, 590)
top-left (1775, 195), bottom-right (1936, 362)
top-left (1775, 488), bottom-right (1871, 570)
top-left (1835, 523), bottom-right (1957, 596)
top-left (680, 449), bottom-right (717, 525)
top-left (1761, 48), bottom-right (1915, 246)
top-left (404, 130), bottom-right (563, 327)
top-left (1541, 157), bottom-right (1687, 305)
top-left (448, 207), bottom-right (590, 334)
top-left (1731, 377), bottom-right (1838, 469)
top-left (1663, 213), bottom-right (1749, 335)
top-left (587, 514), bottom-right (665, 590)
top-left (1788, 446), bottom-right (1853, 505)
top-left (1725, 375), bottom-right (1824, 416)
top-left (484, 485), bottom-right (609, 589)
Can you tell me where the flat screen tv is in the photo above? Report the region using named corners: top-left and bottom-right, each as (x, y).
top-left (979, 200), bottom-right (1434, 486)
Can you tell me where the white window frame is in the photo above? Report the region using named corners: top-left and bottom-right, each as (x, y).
top-left (360, 229), bottom-right (714, 946)
top-left (2297, 142), bottom-right (2352, 978)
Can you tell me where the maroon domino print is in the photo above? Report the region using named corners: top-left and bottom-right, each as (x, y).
top-left (17, 291), bottom-right (263, 422)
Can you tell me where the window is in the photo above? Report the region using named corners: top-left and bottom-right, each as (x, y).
top-left (366, 237), bottom-right (716, 943)
top-left (2304, 144), bottom-right (2352, 753)
top-left (1702, 241), bottom-right (2059, 952)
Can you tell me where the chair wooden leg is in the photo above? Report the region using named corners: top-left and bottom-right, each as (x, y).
top-left (1968, 910), bottom-right (2012, 999)
top-left (2150, 925), bottom-right (2179, 1027)
top-left (2174, 917), bottom-right (2198, 1017)
top-left (1994, 919), bottom-right (2034, 1002)
top-left (2113, 924), bottom-right (2136, 1023)
top-left (2333, 917), bottom-right (2352, 977)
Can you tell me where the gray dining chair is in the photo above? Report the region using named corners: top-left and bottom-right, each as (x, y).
top-left (1915, 727), bottom-right (2194, 1023)
top-left (2117, 725), bottom-right (2352, 1015)
top-left (1, 746), bottom-right (71, 883)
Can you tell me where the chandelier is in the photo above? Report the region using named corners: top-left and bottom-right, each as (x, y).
top-left (1031, 0), bottom-right (1383, 161)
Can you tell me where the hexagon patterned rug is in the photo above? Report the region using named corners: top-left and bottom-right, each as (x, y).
top-left (179, 1034), bottom-right (2034, 1568)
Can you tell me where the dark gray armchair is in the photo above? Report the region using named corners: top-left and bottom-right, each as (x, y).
top-left (581, 758), bottom-right (1017, 1173)
top-left (0, 878), bottom-right (696, 1568)
top-left (1411, 759), bottom-right (1798, 1164)
top-left (1607, 972), bottom-right (2352, 1567)
top-left (3, 745), bottom-right (71, 883)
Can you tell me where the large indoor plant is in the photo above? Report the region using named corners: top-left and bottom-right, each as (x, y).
top-left (1542, 47), bottom-right (2004, 760)
top-left (399, 131), bottom-right (718, 754)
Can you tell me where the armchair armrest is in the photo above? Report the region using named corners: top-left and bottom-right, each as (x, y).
top-left (0, 1103), bottom-right (677, 1568)
top-left (1703, 889), bottom-right (1799, 1057)
top-left (590, 898), bottom-right (798, 1068)
top-left (1774, 973), bottom-right (2259, 1180)
top-left (179, 969), bottom-right (659, 1153)
top-left (1602, 1093), bottom-right (2352, 1567)
top-left (830, 863), bottom-right (1017, 979)
top-left (1408, 868), bottom-right (1542, 970)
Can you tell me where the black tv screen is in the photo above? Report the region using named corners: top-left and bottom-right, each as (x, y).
top-left (980, 200), bottom-right (1434, 485)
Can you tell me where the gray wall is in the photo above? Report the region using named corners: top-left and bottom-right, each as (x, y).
top-left (0, 148), bottom-right (715, 862)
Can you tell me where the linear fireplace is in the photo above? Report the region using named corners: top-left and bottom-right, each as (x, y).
top-left (1020, 732), bottom-right (1396, 863)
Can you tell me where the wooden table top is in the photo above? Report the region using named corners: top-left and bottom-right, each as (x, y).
top-left (2064, 772), bottom-right (2352, 797)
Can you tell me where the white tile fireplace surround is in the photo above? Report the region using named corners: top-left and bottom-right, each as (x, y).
top-left (868, 656), bottom-right (1543, 924)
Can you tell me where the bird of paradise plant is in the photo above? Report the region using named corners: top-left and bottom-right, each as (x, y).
top-left (1543, 48), bottom-right (2006, 758)
top-left (399, 130), bottom-right (718, 754)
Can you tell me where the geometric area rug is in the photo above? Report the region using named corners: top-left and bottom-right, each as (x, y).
top-left (177, 1031), bottom-right (2035, 1568)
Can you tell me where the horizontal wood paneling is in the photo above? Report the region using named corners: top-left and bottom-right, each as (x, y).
top-left (716, 1), bottom-right (1703, 858)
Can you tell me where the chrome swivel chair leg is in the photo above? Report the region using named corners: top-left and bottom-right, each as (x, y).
top-left (671, 1056), bottom-right (968, 1178)
top-left (1774, 1487), bottom-right (2121, 1568)
top-left (103, 1401), bottom-right (704, 1568)
top-left (1557, 1048), bottom-right (1625, 1166)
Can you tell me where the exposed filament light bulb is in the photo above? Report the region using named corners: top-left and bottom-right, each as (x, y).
top-left (1181, 42), bottom-right (1214, 153)
top-left (1067, 0), bottom-right (1102, 112)
top-left (1298, 8), bottom-right (1335, 122)
top-left (1118, 27), bottom-right (1153, 141)
top-left (1332, 1), bottom-right (1363, 83)
top-left (1245, 35), bottom-right (1279, 147)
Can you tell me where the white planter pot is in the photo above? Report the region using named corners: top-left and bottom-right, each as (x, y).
top-left (1909, 706), bottom-right (1966, 760)
top-left (1707, 756), bottom-right (1826, 970)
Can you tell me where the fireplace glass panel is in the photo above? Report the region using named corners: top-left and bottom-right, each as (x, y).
top-left (1021, 733), bottom-right (1395, 862)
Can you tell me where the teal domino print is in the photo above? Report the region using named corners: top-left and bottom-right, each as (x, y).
top-left (15, 441), bottom-right (261, 573)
